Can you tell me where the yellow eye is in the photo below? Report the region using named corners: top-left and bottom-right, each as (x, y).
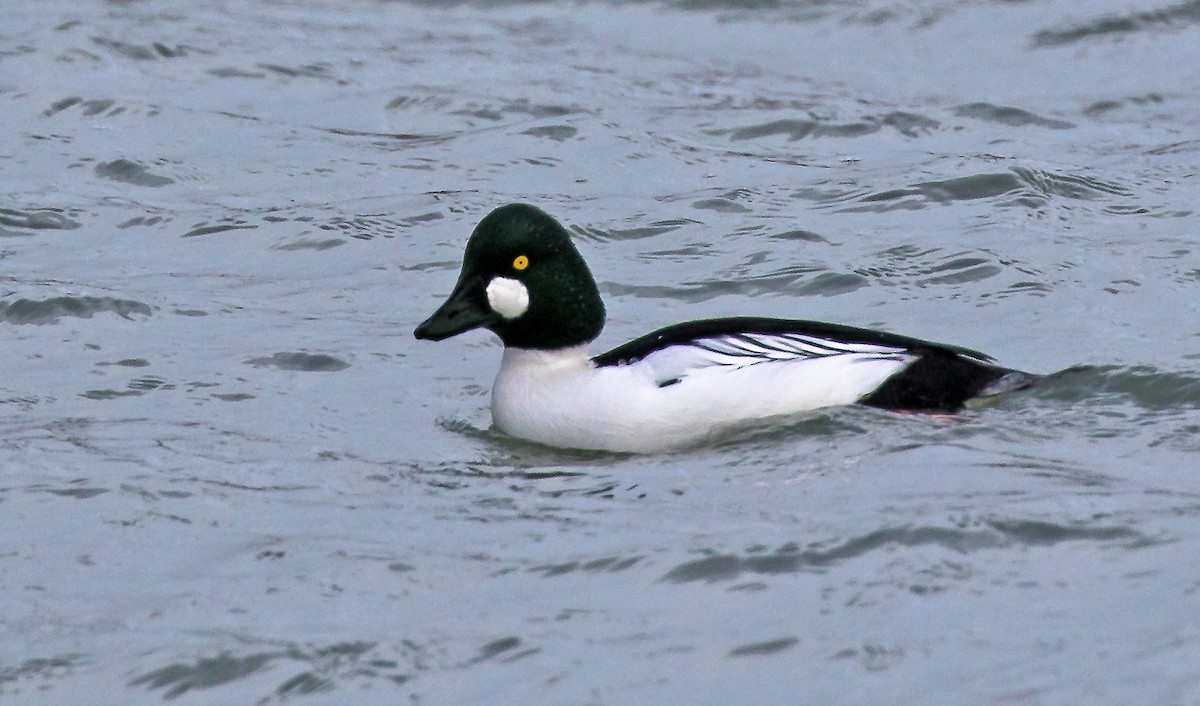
top-left (512, 255), bottom-right (529, 271)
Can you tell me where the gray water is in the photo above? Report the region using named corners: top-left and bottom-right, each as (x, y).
top-left (3, 0), bottom-right (1200, 703)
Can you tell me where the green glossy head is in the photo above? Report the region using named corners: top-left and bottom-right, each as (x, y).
top-left (414, 203), bottom-right (605, 350)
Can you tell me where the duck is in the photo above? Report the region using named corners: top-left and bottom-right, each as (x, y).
top-left (414, 203), bottom-right (1037, 453)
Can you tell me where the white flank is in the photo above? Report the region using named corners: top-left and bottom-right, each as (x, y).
top-left (490, 345), bottom-right (914, 453)
top-left (485, 277), bottom-right (529, 319)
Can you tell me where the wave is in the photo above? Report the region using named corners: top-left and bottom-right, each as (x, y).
top-left (843, 167), bottom-right (1130, 212)
top-left (1033, 0), bottom-right (1200, 47)
top-left (1028, 365), bottom-right (1200, 411)
top-left (661, 518), bottom-right (1156, 583)
top-left (0, 296), bottom-right (151, 324)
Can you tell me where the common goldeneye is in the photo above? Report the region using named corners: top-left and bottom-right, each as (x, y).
top-left (414, 203), bottom-right (1036, 452)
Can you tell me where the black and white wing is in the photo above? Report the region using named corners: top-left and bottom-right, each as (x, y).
top-left (592, 317), bottom-right (1030, 411)
top-left (673, 330), bottom-right (912, 367)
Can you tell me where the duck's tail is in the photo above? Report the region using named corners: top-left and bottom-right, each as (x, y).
top-left (859, 349), bottom-right (1038, 412)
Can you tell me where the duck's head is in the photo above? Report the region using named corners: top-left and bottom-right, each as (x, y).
top-left (414, 203), bottom-right (605, 349)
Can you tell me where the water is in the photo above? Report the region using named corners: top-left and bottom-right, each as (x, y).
top-left (3, 0), bottom-right (1200, 703)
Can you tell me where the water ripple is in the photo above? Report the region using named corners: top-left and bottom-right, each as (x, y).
top-left (129, 641), bottom-right (404, 700)
top-left (662, 519), bottom-right (1156, 584)
top-left (1033, 0), bottom-right (1200, 47)
top-left (0, 654), bottom-right (90, 692)
top-left (90, 37), bottom-right (198, 61)
top-left (844, 167), bottom-right (1130, 212)
top-left (453, 98), bottom-right (582, 121)
top-left (1029, 365), bottom-right (1200, 411)
top-left (0, 296), bottom-right (152, 324)
top-left (953, 102), bottom-right (1075, 129)
top-left (571, 218), bottom-right (699, 243)
top-left (257, 62), bottom-right (334, 80)
top-left (853, 245), bottom-right (1021, 291)
top-left (94, 159), bottom-right (175, 188)
top-left (0, 207), bottom-right (80, 233)
top-left (244, 352), bottom-right (351, 372)
top-left (707, 110), bottom-right (940, 142)
top-left (529, 555), bottom-right (643, 577)
top-left (729, 637), bottom-right (799, 657)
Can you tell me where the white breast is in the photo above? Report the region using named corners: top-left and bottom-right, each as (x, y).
top-left (490, 345), bottom-right (913, 452)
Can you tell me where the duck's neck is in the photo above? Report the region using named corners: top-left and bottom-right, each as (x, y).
top-left (499, 345), bottom-right (592, 372)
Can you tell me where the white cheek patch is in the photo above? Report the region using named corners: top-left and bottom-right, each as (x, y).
top-left (486, 276), bottom-right (529, 319)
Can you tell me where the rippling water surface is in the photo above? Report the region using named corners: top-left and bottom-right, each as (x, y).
top-left (3, 0), bottom-right (1200, 703)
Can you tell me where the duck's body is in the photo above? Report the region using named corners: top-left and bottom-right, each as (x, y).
top-left (492, 342), bottom-right (905, 453)
top-left (415, 204), bottom-right (1036, 453)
